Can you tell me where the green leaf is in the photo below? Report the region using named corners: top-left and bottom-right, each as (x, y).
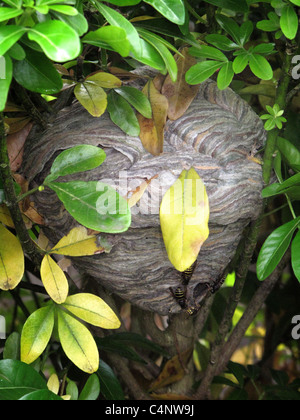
top-left (143, 0), bottom-right (185, 25)
top-left (7, 42), bottom-right (26, 60)
top-left (216, 15), bottom-right (242, 45)
top-left (252, 43), bottom-right (275, 55)
top-left (239, 21), bottom-right (253, 46)
top-left (131, 38), bottom-right (167, 72)
top-left (217, 61), bottom-right (234, 90)
top-left (0, 7), bottom-right (23, 22)
top-left (3, 332), bottom-right (20, 360)
top-left (28, 21), bottom-right (81, 62)
top-left (189, 45), bottom-right (228, 62)
top-left (107, 91), bottom-right (140, 136)
top-left (47, 180), bottom-right (131, 233)
top-left (227, 361), bottom-right (247, 387)
top-left (21, 306), bottom-right (55, 365)
top-left (78, 374), bottom-right (100, 401)
top-left (248, 54), bottom-right (273, 80)
top-left (186, 61), bottom-right (222, 85)
top-left (0, 55), bottom-right (13, 112)
top-left (205, 34), bottom-right (238, 51)
top-left (277, 137), bottom-right (300, 172)
top-left (115, 86), bottom-right (152, 119)
top-left (292, 231), bottom-right (300, 282)
top-left (66, 380), bottom-right (79, 400)
top-left (257, 217), bottom-right (300, 281)
top-left (20, 389), bottom-right (63, 400)
top-left (257, 12), bottom-right (280, 32)
top-left (290, 0), bottom-right (300, 5)
top-left (95, 2), bottom-right (141, 57)
top-left (262, 172), bottom-right (300, 198)
top-left (280, 4), bottom-right (298, 40)
top-left (232, 54), bottom-right (249, 74)
top-left (2, 0), bottom-right (22, 7)
top-left (36, 0), bottom-right (77, 4)
top-left (48, 5), bottom-right (78, 15)
top-left (51, 10), bottom-right (88, 36)
top-left (0, 26), bottom-right (26, 57)
top-left (83, 26), bottom-right (130, 57)
top-left (106, 0), bottom-right (141, 4)
top-left (44, 145), bottom-right (106, 184)
top-left (57, 309), bottom-right (99, 374)
top-left (13, 49), bottom-right (63, 95)
top-left (137, 29), bottom-right (178, 81)
top-left (74, 81), bottom-right (107, 117)
top-left (202, 0), bottom-right (248, 12)
top-left (0, 359), bottom-right (47, 400)
top-left (97, 359), bottom-right (124, 400)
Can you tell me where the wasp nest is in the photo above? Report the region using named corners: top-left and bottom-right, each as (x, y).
top-left (22, 79), bottom-right (266, 315)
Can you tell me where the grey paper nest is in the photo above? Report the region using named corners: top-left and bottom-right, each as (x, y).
top-left (22, 79), bottom-right (266, 315)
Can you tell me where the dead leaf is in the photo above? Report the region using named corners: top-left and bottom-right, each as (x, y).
top-left (137, 80), bottom-right (169, 156)
top-left (162, 48), bottom-right (199, 121)
top-left (153, 73), bottom-right (167, 92)
top-left (7, 122), bottom-right (33, 172)
top-left (108, 66), bottom-right (144, 82)
top-left (37, 231), bottom-right (50, 251)
top-left (127, 175), bottom-right (158, 208)
top-left (22, 202), bottom-right (44, 225)
top-left (57, 257), bottom-right (72, 272)
top-left (5, 117), bottom-right (32, 135)
top-left (149, 347), bottom-right (193, 392)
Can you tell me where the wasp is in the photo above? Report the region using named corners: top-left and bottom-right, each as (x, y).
top-left (209, 273), bottom-right (226, 294)
top-left (170, 286), bottom-right (187, 309)
top-left (186, 304), bottom-right (200, 317)
top-left (181, 261), bottom-right (197, 286)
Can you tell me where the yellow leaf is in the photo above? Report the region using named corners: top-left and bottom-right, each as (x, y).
top-left (57, 310), bottom-right (99, 374)
top-left (160, 168), bottom-right (210, 272)
top-left (21, 306), bottom-right (55, 365)
top-left (162, 47), bottom-right (199, 121)
top-left (0, 205), bottom-right (15, 228)
top-left (149, 348), bottom-right (193, 392)
top-left (41, 255), bottom-right (69, 304)
top-left (50, 226), bottom-right (104, 257)
top-left (74, 82), bottom-right (107, 117)
top-left (62, 293), bottom-right (121, 329)
top-left (86, 72), bottom-right (122, 89)
top-left (137, 80), bottom-right (169, 156)
top-left (47, 374), bottom-right (60, 395)
top-left (0, 224), bottom-right (24, 290)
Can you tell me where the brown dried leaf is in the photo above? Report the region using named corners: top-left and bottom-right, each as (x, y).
top-left (137, 80), bottom-right (169, 156)
top-left (127, 174), bottom-right (158, 208)
top-left (108, 66), bottom-right (143, 82)
top-left (162, 48), bottom-right (199, 121)
top-left (5, 117), bottom-right (32, 135)
top-left (149, 347), bottom-right (193, 392)
top-left (7, 122), bottom-right (33, 172)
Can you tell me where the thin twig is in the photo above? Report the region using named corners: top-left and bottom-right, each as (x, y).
top-left (193, 216), bottom-right (263, 400)
top-left (217, 249), bottom-right (291, 375)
